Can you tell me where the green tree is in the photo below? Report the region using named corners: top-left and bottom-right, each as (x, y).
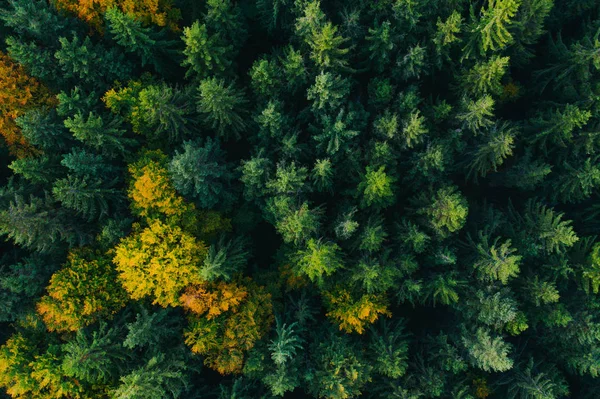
top-left (357, 166), bottom-right (395, 209)
top-left (415, 186), bottom-right (469, 237)
top-left (169, 138), bottom-right (235, 208)
top-left (197, 77), bottom-right (248, 138)
top-left (462, 328), bottom-right (514, 372)
top-left (292, 239), bottom-right (344, 286)
top-left (181, 21), bottom-right (233, 79)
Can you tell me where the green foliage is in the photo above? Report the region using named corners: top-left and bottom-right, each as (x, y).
top-left (357, 166), bottom-right (396, 209)
top-left (292, 239), bottom-right (344, 286)
top-left (462, 328), bottom-right (514, 372)
top-left (181, 21), bottom-right (233, 79)
top-left (0, 0), bottom-right (599, 396)
top-left (197, 77), bottom-right (248, 138)
top-left (415, 186), bottom-right (469, 237)
top-left (169, 138), bottom-right (234, 208)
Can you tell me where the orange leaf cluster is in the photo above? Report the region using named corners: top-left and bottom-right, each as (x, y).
top-left (180, 281), bottom-right (248, 319)
top-left (0, 52), bottom-right (54, 158)
top-left (53, 0), bottom-right (181, 31)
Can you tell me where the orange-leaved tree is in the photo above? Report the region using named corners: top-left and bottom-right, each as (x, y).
top-left (113, 219), bottom-right (208, 307)
top-left (183, 279), bottom-right (274, 374)
top-left (324, 287), bottom-right (391, 334)
top-left (36, 249), bottom-right (128, 332)
top-left (0, 52), bottom-right (54, 158)
top-left (53, 0), bottom-right (181, 31)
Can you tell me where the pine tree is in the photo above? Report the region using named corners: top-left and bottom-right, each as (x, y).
top-left (199, 236), bottom-right (249, 281)
top-left (52, 175), bottom-right (122, 221)
top-left (467, 122), bottom-right (516, 179)
top-left (169, 138), bottom-right (234, 208)
top-left (61, 323), bottom-right (124, 384)
top-left (369, 319), bottom-right (409, 379)
top-left (461, 55), bottom-right (510, 96)
top-left (197, 77), bottom-right (248, 139)
top-left (357, 166), bottom-right (396, 209)
top-left (415, 186), bottom-right (469, 237)
top-left (469, 232), bottom-right (522, 284)
top-left (112, 354), bottom-right (190, 399)
top-left (63, 112), bottom-right (134, 155)
top-left (292, 238), bottom-right (344, 286)
top-left (105, 8), bottom-right (178, 74)
top-left (181, 21), bottom-right (234, 79)
top-left (457, 95), bottom-right (496, 132)
top-left (462, 327), bottom-right (514, 372)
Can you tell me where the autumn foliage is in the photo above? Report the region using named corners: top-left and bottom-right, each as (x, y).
top-left (53, 0), bottom-right (181, 31)
top-left (113, 219), bottom-right (208, 307)
top-left (324, 288), bottom-right (391, 334)
top-left (0, 52), bottom-right (54, 158)
top-left (183, 279), bottom-right (274, 374)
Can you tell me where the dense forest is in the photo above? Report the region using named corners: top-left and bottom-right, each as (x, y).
top-left (0, 0), bottom-right (600, 397)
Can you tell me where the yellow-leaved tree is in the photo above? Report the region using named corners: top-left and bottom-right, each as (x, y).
top-left (0, 52), bottom-right (54, 158)
top-left (37, 250), bottom-right (128, 332)
top-left (324, 287), bottom-right (391, 334)
top-left (182, 279), bottom-right (274, 374)
top-left (113, 219), bottom-right (208, 307)
top-left (53, 0), bottom-right (181, 31)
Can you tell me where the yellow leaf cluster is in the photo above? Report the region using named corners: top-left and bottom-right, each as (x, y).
top-left (113, 219), bottom-right (208, 307)
top-left (324, 288), bottom-right (391, 334)
top-left (53, 0), bottom-right (181, 31)
top-left (0, 334), bottom-right (85, 399)
top-left (36, 250), bottom-right (128, 332)
top-left (128, 150), bottom-right (193, 219)
top-left (180, 281), bottom-right (248, 319)
top-left (0, 52), bottom-right (54, 158)
top-left (184, 279), bottom-right (274, 374)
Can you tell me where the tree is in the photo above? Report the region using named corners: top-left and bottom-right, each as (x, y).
top-left (357, 166), bottom-right (396, 209)
top-left (457, 95), bottom-right (495, 131)
top-left (169, 138), bottom-right (235, 208)
top-left (307, 330), bottom-right (372, 399)
top-left (469, 232), bottom-right (521, 284)
top-left (127, 150), bottom-right (195, 220)
top-left (401, 110), bottom-right (428, 148)
top-left (113, 219), bottom-right (208, 307)
top-left (197, 77), bottom-right (248, 138)
top-left (292, 238), bottom-right (344, 286)
top-left (461, 56), bottom-right (510, 96)
top-left (63, 112), bottom-right (133, 155)
top-left (183, 279), bottom-right (273, 374)
top-left (519, 199), bottom-right (579, 254)
top-left (467, 122), bottom-right (516, 179)
top-left (105, 8), bottom-right (178, 73)
top-left (104, 82), bottom-right (197, 142)
top-left (181, 21), bottom-right (233, 79)
top-left (415, 186), bottom-right (469, 237)
top-left (462, 328), bottom-right (514, 372)
top-left (199, 236), bottom-right (249, 281)
top-left (307, 22), bottom-right (350, 70)
top-left (54, 35), bottom-right (133, 89)
top-left (112, 354), bottom-right (190, 399)
top-left (0, 52), bottom-right (54, 157)
top-left (470, 0), bottom-right (522, 54)
top-left (52, 175), bottom-right (122, 221)
top-left (53, 0), bottom-right (181, 31)
top-left (37, 250), bottom-right (128, 332)
top-left (324, 287), bottom-right (390, 334)
top-left (307, 72), bottom-right (351, 112)
top-left (369, 319), bottom-right (409, 378)
top-left (0, 193), bottom-right (91, 253)
top-left (61, 323), bottom-right (124, 384)
top-left (312, 109), bottom-right (360, 156)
